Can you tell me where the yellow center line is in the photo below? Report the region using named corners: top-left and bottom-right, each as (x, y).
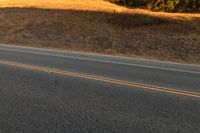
top-left (0, 59), bottom-right (200, 98)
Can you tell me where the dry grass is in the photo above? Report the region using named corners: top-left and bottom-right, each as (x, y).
top-left (0, 0), bottom-right (120, 11)
top-left (0, 0), bottom-right (200, 64)
top-left (1, 0), bottom-right (200, 18)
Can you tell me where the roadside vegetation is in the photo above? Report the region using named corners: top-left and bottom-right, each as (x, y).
top-left (0, 0), bottom-right (200, 64)
top-left (108, 0), bottom-right (200, 12)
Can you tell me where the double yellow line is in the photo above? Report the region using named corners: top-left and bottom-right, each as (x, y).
top-left (0, 60), bottom-right (200, 98)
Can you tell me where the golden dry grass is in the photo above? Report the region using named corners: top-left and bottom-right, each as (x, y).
top-left (1, 0), bottom-right (200, 18)
top-left (0, 0), bottom-right (120, 11)
top-left (0, 0), bottom-right (200, 63)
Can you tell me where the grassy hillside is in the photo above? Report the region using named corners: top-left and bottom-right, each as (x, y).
top-left (0, 0), bottom-right (121, 11)
top-left (0, 0), bottom-right (200, 64)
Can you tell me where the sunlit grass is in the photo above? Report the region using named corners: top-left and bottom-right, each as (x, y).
top-left (0, 0), bottom-right (200, 19)
top-left (0, 0), bottom-right (119, 11)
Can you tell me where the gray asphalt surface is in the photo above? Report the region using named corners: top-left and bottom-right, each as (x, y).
top-left (0, 44), bottom-right (200, 133)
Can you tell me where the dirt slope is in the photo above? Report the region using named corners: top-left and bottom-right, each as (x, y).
top-left (0, 0), bottom-right (200, 64)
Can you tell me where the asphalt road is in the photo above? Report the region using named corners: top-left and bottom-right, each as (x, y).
top-left (0, 44), bottom-right (200, 133)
